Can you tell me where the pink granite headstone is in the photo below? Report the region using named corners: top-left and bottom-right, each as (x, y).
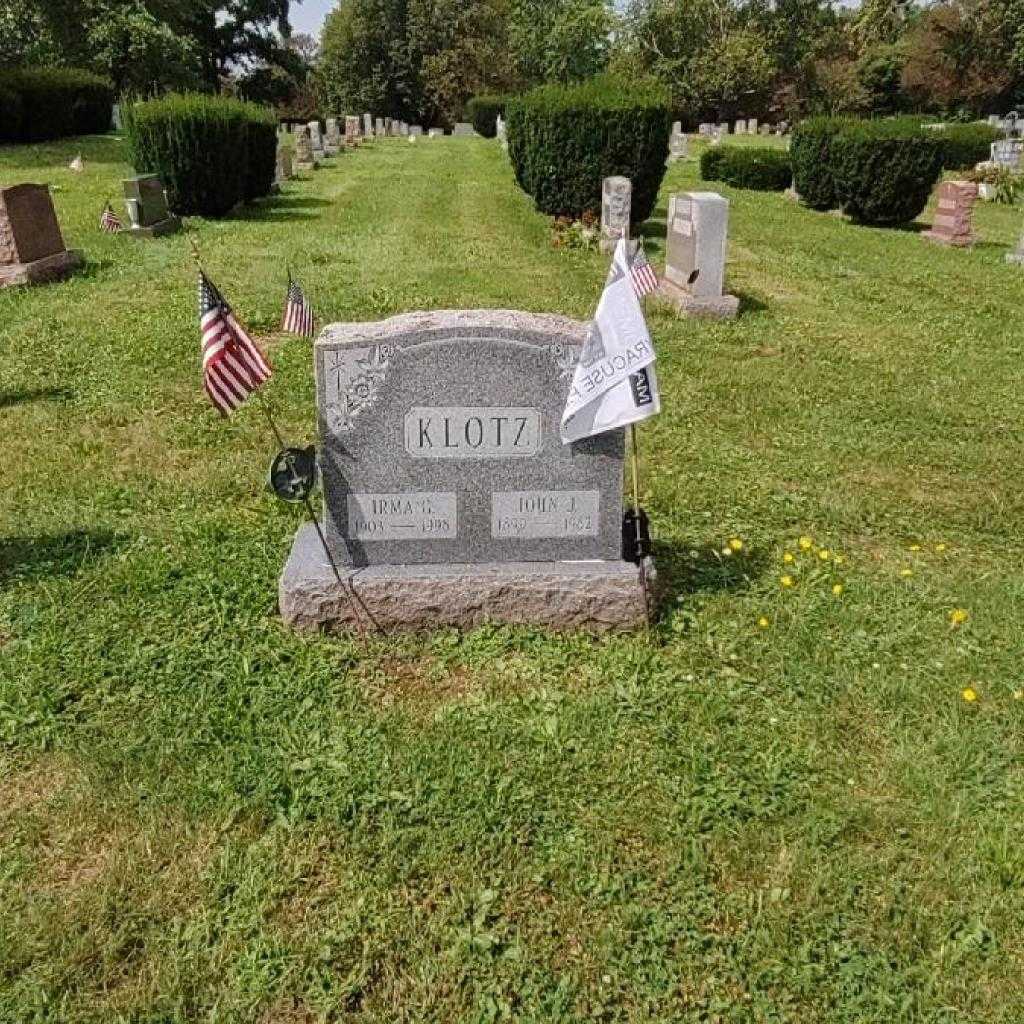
top-left (924, 180), bottom-right (979, 248)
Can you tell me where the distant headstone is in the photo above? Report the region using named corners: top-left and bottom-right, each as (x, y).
top-left (669, 131), bottom-right (688, 162)
top-left (452, 122), bottom-right (475, 137)
top-left (294, 128), bottom-right (317, 170)
top-left (122, 175), bottom-right (181, 238)
top-left (363, 112), bottom-right (373, 137)
top-left (0, 184), bottom-right (83, 287)
top-left (429, 127), bottom-right (444, 138)
top-left (111, 103), bottom-right (121, 131)
top-left (748, 118), bottom-right (758, 134)
top-left (658, 191), bottom-right (739, 319)
top-left (672, 120), bottom-right (682, 136)
top-left (923, 180), bottom-right (979, 248)
top-left (759, 124), bottom-right (771, 136)
top-left (275, 147), bottom-right (293, 185)
top-left (600, 176), bottom-right (632, 254)
top-left (399, 122), bottom-right (409, 137)
top-left (989, 114), bottom-right (1002, 127)
top-left (279, 310), bottom-right (651, 633)
top-left (735, 119), bottom-right (747, 135)
top-left (345, 116), bottom-right (361, 145)
top-left (307, 121), bottom-right (324, 155)
top-left (385, 117), bottom-right (393, 135)
top-left (409, 125), bottom-right (424, 137)
top-left (375, 117), bottom-right (385, 137)
top-left (718, 122), bottom-right (729, 135)
top-left (324, 118), bottom-right (342, 155)
top-left (390, 120), bottom-right (401, 137)
top-left (991, 138), bottom-right (1023, 169)
top-left (496, 115), bottom-right (506, 141)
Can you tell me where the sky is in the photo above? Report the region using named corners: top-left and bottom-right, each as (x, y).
top-left (291, 0), bottom-right (334, 36)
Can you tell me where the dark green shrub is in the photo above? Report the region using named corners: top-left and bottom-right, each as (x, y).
top-left (0, 87), bottom-right (25, 143)
top-left (791, 117), bottom-right (849, 210)
top-left (829, 119), bottom-right (943, 225)
top-left (933, 122), bottom-right (1002, 170)
top-left (123, 94), bottom-right (277, 217)
top-left (506, 76), bottom-right (671, 224)
top-left (466, 94), bottom-right (508, 138)
top-left (243, 108), bottom-right (280, 201)
top-left (700, 145), bottom-right (792, 191)
top-left (0, 68), bottom-right (113, 142)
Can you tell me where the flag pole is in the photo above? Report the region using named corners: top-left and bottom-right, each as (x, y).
top-left (635, 258), bottom-right (651, 628)
top-left (187, 233), bottom-right (376, 632)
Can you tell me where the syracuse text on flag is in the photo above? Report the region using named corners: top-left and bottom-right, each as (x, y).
top-left (560, 238), bottom-right (661, 444)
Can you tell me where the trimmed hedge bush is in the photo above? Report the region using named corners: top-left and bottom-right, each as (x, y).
top-left (700, 145), bottom-right (792, 191)
top-left (506, 76), bottom-right (671, 224)
top-left (123, 94), bottom-right (278, 217)
top-left (0, 68), bottom-right (113, 142)
top-left (792, 117), bottom-right (943, 224)
top-left (465, 95), bottom-right (508, 139)
top-left (933, 122), bottom-right (1002, 170)
top-left (791, 117), bottom-right (848, 210)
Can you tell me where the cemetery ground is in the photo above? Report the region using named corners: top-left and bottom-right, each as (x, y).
top-left (1, 132), bottom-right (1023, 1024)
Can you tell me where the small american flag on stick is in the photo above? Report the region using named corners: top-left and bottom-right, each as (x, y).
top-left (630, 244), bottom-right (659, 298)
top-left (99, 202), bottom-right (123, 234)
top-left (199, 271), bottom-right (272, 416)
top-left (282, 273), bottom-right (315, 338)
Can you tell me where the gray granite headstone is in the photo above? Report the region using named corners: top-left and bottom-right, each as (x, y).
top-left (669, 131), bottom-right (688, 162)
top-left (600, 176), bottom-right (631, 254)
top-left (294, 128), bottom-right (317, 170)
top-left (363, 112), bottom-right (373, 137)
top-left (280, 310), bottom-right (649, 632)
top-left (429, 127), bottom-right (444, 138)
top-left (658, 191), bottom-right (738, 319)
top-left (991, 139), bottom-right (1023, 169)
top-left (409, 125), bottom-right (424, 137)
top-left (375, 117), bottom-right (385, 137)
top-left (452, 122), bottom-right (475, 136)
top-left (122, 174), bottom-right (180, 238)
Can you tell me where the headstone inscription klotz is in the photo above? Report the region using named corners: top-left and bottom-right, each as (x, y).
top-left (279, 310), bottom-right (652, 633)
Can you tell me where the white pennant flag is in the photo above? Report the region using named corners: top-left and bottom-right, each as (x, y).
top-left (560, 238), bottom-right (661, 444)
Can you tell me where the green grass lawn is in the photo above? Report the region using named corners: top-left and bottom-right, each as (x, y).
top-left (2, 133), bottom-right (1023, 1023)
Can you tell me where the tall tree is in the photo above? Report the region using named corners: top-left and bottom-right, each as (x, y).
top-left (508, 0), bottom-right (614, 85)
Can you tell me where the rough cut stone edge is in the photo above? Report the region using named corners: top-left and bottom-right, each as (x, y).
top-left (656, 279), bottom-right (740, 320)
top-left (0, 249), bottom-right (83, 288)
top-left (279, 523), bottom-right (655, 634)
top-left (317, 308), bottom-right (589, 349)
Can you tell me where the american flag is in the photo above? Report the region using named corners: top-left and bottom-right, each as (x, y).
top-left (282, 274), bottom-right (315, 337)
top-left (99, 202), bottom-right (123, 233)
top-left (630, 244), bottom-right (659, 298)
top-left (199, 271), bottom-right (272, 416)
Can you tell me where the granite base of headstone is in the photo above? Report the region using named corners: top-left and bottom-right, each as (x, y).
top-left (657, 191), bottom-right (739, 320)
top-left (0, 184), bottom-right (83, 287)
top-left (123, 175), bottom-right (181, 238)
top-left (923, 180), bottom-right (978, 248)
top-left (278, 310), bottom-right (654, 634)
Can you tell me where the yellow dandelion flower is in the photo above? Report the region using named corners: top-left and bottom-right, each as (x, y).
top-left (729, 538), bottom-right (744, 552)
top-left (900, 569), bottom-right (913, 578)
top-left (949, 608), bottom-right (969, 627)
top-left (781, 575), bottom-right (795, 588)
top-left (818, 549), bottom-right (830, 561)
top-left (832, 583), bottom-right (844, 596)
top-left (1013, 691), bottom-right (1023, 701)
top-left (936, 543), bottom-right (947, 553)
top-left (799, 536), bottom-right (813, 551)
top-left (909, 544), bottom-right (921, 552)
top-left (834, 554), bottom-right (846, 566)
top-left (783, 552), bottom-right (795, 564)
top-left (758, 616), bottom-right (770, 629)
top-left (962, 687), bottom-right (978, 703)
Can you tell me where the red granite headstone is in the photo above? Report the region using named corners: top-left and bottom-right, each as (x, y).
top-left (924, 180), bottom-right (979, 248)
top-left (0, 183), bottom-right (82, 287)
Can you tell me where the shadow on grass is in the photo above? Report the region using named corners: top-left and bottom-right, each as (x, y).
top-left (651, 542), bottom-right (771, 621)
top-left (0, 529), bottom-right (121, 583)
top-left (232, 193), bottom-right (333, 223)
top-left (0, 386), bottom-right (74, 409)
top-left (733, 288), bottom-right (770, 314)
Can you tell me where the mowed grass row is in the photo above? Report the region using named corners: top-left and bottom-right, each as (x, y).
top-left (1, 134), bottom-right (1023, 1023)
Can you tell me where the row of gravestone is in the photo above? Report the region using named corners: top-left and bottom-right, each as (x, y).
top-left (697, 120), bottom-right (789, 138)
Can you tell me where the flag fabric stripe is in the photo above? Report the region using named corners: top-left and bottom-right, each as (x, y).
top-left (281, 276), bottom-right (315, 338)
top-left (99, 203), bottom-right (123, 233)
top-left (629, 245), bottom-right (659, 298)
top-left (198, 271), bottom-right (272, 417)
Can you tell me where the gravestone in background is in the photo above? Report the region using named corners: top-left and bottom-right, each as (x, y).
top-left (111, 103), bottom-right (121, 131)
top-left (453, 123), bottom-right (476, 137)
top-left (324, 118), bottom-right (341, 155)
top-left (363, 112), bottom-right (373, 138)
top-left (923, 180), bottom-right (979, 248)
top-left (307, 121), bottom-right (324, 157)
top-left (735, 119), bottom-right (747, 135)
top-left (718, 122), bottom-right (729, 136)
top-left (0, 184), bottom-right (83, 288)
top-left (600, 176), bottom-right (632, 254)
top-left (275, 147), bottom-right (293, 185)
top-left (279, 310), bottom-right (651, 633)
top-left (991, 139), bottom-right (1023, 169)
top-left (294, 128), bottom-right (317, 170)
top-left (658, 191), bottom-right (739, 319)
top-left (669, 131), bottom-right (688, 162)
top-left (429, 128), bottom-right (445, 138)
top-left (122, 175), bottom-right (181, 238)
top-left (375, 117), bottom-right (385, 137)
top-left (409, 125), bottom-right (424, 137)
top-left (748, 118), bottom-right (759, 134)
top-left (345, 116), bottom-right (361, 145)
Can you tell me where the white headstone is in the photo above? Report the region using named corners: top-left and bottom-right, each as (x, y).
top-left (600, 176), bottom-right (631, 254)
top-left (658, 192), bottom-right (738, 319)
